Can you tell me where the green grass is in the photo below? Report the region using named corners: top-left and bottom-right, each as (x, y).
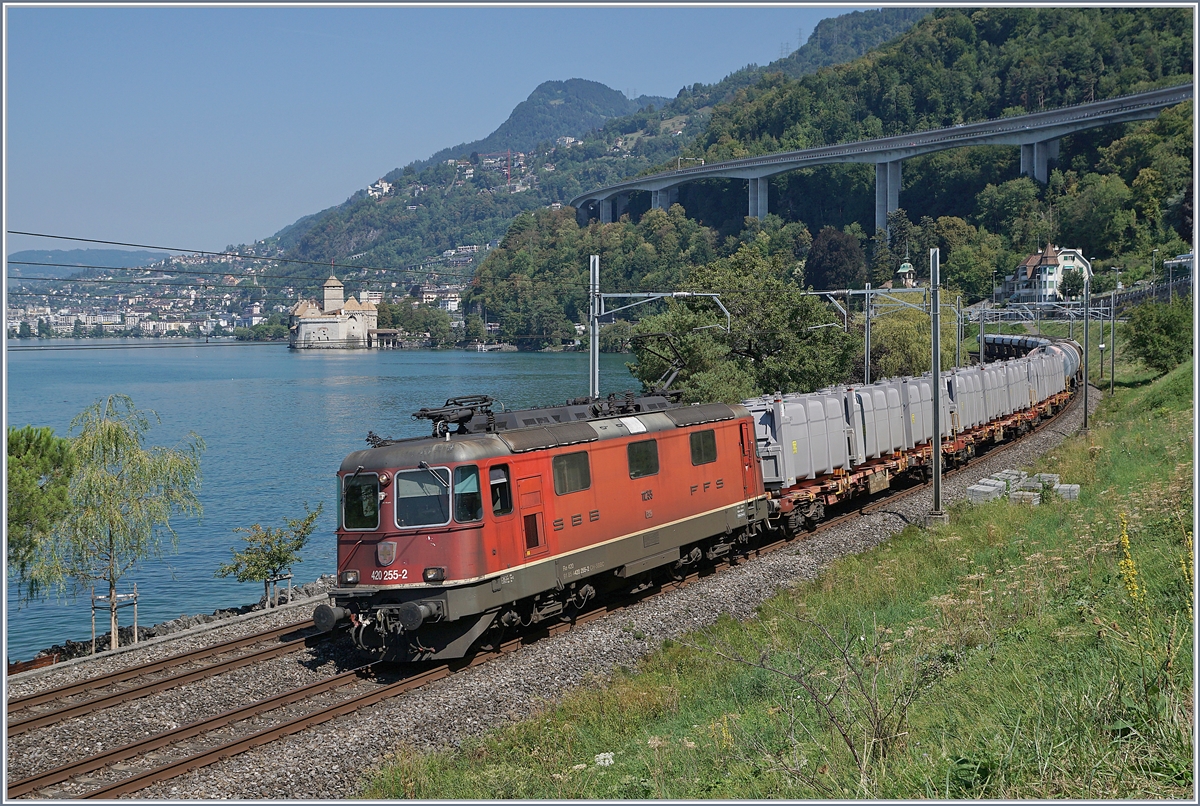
top-left (362, 360), bottom-right (1194, 799)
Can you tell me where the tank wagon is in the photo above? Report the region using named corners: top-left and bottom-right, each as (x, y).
top-left (316, 340), bottom-right (1082, 661)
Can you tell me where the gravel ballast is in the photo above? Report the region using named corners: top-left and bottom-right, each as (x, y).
top-left (6, 392), bottom-right (1098, 799)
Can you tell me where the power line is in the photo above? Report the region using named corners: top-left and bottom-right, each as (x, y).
top-left (6, 230), bottom-right (493, 284)
top-left (6, 258), bottom-right (594, 293)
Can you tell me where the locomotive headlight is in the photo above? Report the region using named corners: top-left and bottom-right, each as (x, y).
top-left (422, 567), bottom-right (446, 583)
top-left (376, 541), bottom-right (397, 566)
top-left (339, 570), bottom-right (359, 585)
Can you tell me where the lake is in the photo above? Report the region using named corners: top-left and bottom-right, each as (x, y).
top-left (4, 339), bottom-right (639, 661)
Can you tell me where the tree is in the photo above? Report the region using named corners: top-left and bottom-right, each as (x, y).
top-left (215, 504), bottom-right (322, 607)
top-left (806, 226), bottom-right (867, 289)
top-left (1056, 173), bottom-right (1136, 258)
top-left (629, 245), bottom-right (857, 402)
top-left (37, 318), bottom-right (53, 338)
top-left (869, 227), bottom-right (895, 286)
top-left (18, 321), bottom-right (32, 338)
top-left (6, 426), bottom-right (75, 598)
top-left (464, 313), bottom-right (486, 342)
top-left (1125, 298), bottom-right (1193, 374)
top-left (868, 303), bottom-right (958, 379)
top-left (52, 395), bottom-right (204, 650)
top-left (1059, 268), bottom-right (1085, 300)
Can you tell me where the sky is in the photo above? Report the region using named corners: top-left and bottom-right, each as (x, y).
top-left (4, 3), bottom-right (872, 256)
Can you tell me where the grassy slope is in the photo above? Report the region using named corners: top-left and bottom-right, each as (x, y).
top-left (363, 360), bottom-right (1194, 799)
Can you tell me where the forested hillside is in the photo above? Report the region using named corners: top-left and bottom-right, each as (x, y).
top-left (257, 7), bottom-right (928, 290)
top-left (466, 6), bottom-right (1192, 404)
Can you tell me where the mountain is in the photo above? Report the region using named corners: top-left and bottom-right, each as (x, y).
top-left (258, 8), bottom-right (931, 290)
top-left (7, 249), bottom-right (168, 279)
top-left (398, 79), bottom-right (670, 176)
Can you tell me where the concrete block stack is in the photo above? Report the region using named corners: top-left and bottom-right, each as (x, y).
top-left (1053, 483), bottom-right (1080, 500)
top-left (966, 483), bottom-right (1005, 503)
top-left (965, 469), bottom-right (1080, 507)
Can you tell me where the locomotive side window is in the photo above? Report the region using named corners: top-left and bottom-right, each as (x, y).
top-left (343, 473), bottom-right (380, 530)
top-left (524, 514), bottom-right (542, 550)
top-left (393, 468), bottom-right (450, 528)
top-left (490, 465), bottom-right (513, 515)
top-left (453, 465), bottom-right (483, 523)
top-left (690, 429), bottom-right (718, 465)
top-left (627, 439), bottom-right (659, 479)
top-left (552, 451), bottom-right (591, 495)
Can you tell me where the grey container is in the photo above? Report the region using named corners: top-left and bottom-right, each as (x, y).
top-left (1009, 491), bottom-right (1041, 505)
top-left (1032, 473), bottom-right (1061, 486)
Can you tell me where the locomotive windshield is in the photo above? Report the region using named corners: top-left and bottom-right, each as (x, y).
top-left (343, 473), bottom-right (380, 530)
top-left (393, 467), bottom-right (451, 528)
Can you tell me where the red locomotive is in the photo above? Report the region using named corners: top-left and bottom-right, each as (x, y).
top-left (314, 395), bottom-right (768, 661)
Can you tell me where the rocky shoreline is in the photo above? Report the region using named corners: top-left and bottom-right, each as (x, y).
top-left (19, 576), bottom-right (336, 665)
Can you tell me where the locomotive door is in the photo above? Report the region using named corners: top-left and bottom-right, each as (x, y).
top-left (739, 421), bottom-right (755, 497)
top-left (517, 475), bottom-right (549, 559)
top-left (488, 464), bottom-right (521, 570)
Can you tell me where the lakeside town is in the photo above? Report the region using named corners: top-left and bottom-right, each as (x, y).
top-left (4, 143), bottom-right (588, 345)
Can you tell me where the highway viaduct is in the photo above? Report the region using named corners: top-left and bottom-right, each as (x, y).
top-left (569, 84), bottom-right (1193, 235)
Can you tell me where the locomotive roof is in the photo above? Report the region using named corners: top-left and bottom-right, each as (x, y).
top-left (339, 401), bottom-right (746, 473)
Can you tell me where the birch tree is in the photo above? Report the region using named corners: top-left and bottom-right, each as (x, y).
top-left (55, 395), bottom-right (204, 650)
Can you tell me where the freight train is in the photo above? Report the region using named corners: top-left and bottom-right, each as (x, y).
top-left (314, 338), bottom-right (1082, 661)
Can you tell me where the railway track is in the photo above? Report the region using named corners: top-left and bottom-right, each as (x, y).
top-left (6, 391), bottom-right (1079, 799)
top-left (6, 620), bottom-right (324, 736)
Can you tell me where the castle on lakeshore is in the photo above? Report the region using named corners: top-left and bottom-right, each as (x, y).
top-left (288, 275), bottom-right (377, 349)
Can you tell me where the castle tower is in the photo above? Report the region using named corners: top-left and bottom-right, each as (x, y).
top-left (323, 275), bottom-right (345, 313)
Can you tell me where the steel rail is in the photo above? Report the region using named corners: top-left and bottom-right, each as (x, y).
top-left (6, 662), bottom-right (379, 798)
top-left (78, 659), bottom-right (479, 798)
top-left (7, 619), bottom-right (315, 712)
top-left (8, 387), bottom-right (1081, 799)
top-left (7, 623), bottom-right (325, 736)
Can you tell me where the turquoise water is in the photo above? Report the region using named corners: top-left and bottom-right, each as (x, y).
top-left (4, 339), bottom-right (638, 661)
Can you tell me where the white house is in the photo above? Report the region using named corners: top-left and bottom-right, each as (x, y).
top-left (1001, 245), bottom-right (1092, 303)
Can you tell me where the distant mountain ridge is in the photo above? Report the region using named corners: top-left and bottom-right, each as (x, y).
top-left (7, 249), bottom-right (168, 279)
top-left (396, 79), bottom-right (670, 177)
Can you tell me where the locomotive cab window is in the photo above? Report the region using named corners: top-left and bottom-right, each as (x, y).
top-left (690, 429), bottom-right (718, 465)
top-left (393, 467), bottom-right (450, 528)
top-left (490, 465), bottom-right (513, 515)
top-left (453, 465), bottom-right (483, 523)
top-left (342, 473), bottom-right (380, 530)
top-left (552, 451), bottom-right (591, 495)
top-left (627, 439), bottom-right (659, 479)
